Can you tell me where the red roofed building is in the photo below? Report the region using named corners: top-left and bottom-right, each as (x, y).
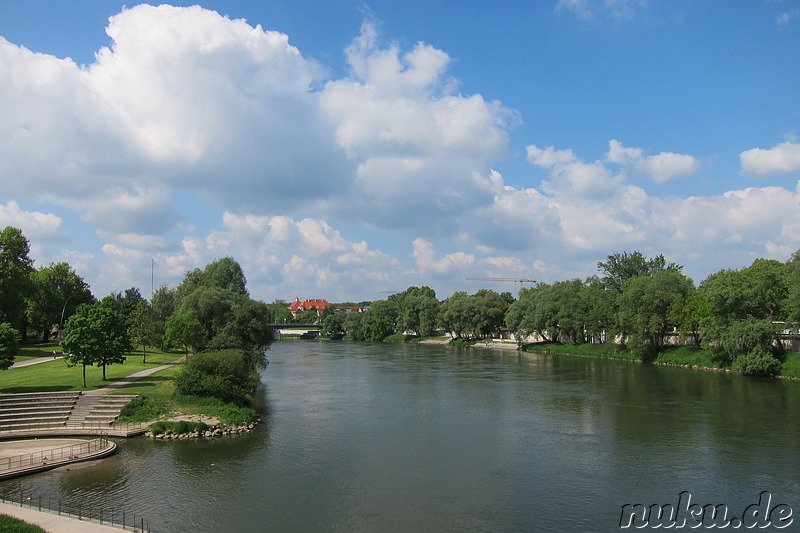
top-left (288, 297), bottom-right (332, 318)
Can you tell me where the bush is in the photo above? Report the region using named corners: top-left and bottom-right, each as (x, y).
top-left (118, 395), bottom-right (170, 422)
top-left (174, 349), bottom-right (261, 405)
top-left (731, 347), bottom-right (780, 376)
top-left (149, 420), bottom-right (209, 435)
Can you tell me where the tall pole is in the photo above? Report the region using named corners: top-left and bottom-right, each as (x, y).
top-left (151, 258), bottom-right (154, 299)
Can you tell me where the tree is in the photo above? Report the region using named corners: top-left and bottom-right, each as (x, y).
top-left (0, 227), bottom-right (35, 339)
top-left (321, 311), bottom-right (347, 339)
top-left (176, 257), bottom-right (248, 300)
top-left (61, 304), bottom-right (132, 386)
top-left (699, 264), bottom-right (786, 373)
top-left (101, 287), bottom-right (145, 319)
top-left (129, 300), bottom-right (160, 363)
top-left (616, 270), bottom-right (694, 361)
top-left (26, 262), bottom-right (93, 341)
top-left (150, 285), bottom-right (178, 348)
top-left (597, 250), bottom-right (682, 293)
top-left (0, 323), bottom-right (20, 370)
top-left (392, 286), bottom-right (439, 337)
top-left (164, 312), bottom-right (204, 357)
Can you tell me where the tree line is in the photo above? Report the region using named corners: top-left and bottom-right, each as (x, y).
top-left (0, 227), bottom-right (274, 393)
top-left (3, 224), bottom-right (799, 379)
top-left (319, 250), bottom-right (800, 376)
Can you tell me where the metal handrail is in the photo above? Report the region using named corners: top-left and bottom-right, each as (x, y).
top-left (0, 437), bottom-right (110, 472)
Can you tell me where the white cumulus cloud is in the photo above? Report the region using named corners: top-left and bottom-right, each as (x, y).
top-left (740, 141), bottom-right (800, 176)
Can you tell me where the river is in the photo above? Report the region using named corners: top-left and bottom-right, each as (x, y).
top-left (1, 341), bottom-right (799, 532)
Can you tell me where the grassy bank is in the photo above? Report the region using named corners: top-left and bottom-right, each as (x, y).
top-left (520, 342), bottom-right (800, 379)
top-left (1, 343), bottom-right (258, 428)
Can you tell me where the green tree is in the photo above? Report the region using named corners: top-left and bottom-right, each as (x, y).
top-left (128, 300), bottom-right (160, 363)
top-left (26, 262), bottom-right (93, 341)
top-left (0, 227), bottom-right (35, 339)
top-left (616, 270), bottom-right (694, 361)
top-left (61, 304), bottom-right (132, 386)
top-left (699, 263), bottom-right (786, 374)
top-left (392, 286), bottom-right (439, 337)
top-left (321, 311), bottom-right (347, 339)
top-left (176, 257), bottom-right (248, 300)
top-left (597, 250), bottom-right (682, 293)
top-left (345, 300), bottom-right (397, 341)
top-left (0, 323), bottom-right (21, 370)
top-left (150, 285), bottom-right (178, 348)
top-left (164, 311), bottom-right (204, 357)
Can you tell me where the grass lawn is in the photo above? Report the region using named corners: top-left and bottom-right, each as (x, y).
top-left (0, 344), bottom-right (184, 394)
top-left (0, 514), bottom-right (47, 533)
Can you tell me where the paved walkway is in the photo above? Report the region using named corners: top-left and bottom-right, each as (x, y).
top-left (0, 502), bottom-right (128, 532)
top-left (10, 355), bottom-right (64, 368)
top-left (86, 357), bottom-right (185, 395)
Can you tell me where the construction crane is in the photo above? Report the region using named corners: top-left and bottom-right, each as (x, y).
top-left (466, 278), bottom-right (537, 292)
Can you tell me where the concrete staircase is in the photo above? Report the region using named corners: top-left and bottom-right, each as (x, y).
top-left (67, 394), bottom-right (137, 426)
top-left (0, 392), bottom-right (79, 431)
top-left (0, 392), bottom-right (136, 432)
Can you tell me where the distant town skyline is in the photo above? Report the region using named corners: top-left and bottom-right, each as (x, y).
top-left (1, 1), bottom-right (799, 302)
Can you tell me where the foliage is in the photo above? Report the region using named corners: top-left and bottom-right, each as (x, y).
top-left (149, 420), bottom-right (209, 435)
top-left (173, 349), bottom-right (261, 405)
top-left (128, 300), bottom-right (161, 363)
top-left (439, 290), bottom-right (507, 339)
top-left (616, 270), bottom-right (694, 361)
top-left (345, 300), bottom-right (397, 341)
top-left (0, 227), bottom-right (35, 338)
top-left (61, 303), bottom-right (132, 385)
top-left (150, 285), bottom-right (178, 348)
top-left (597, 250), bottom-right (682, 293)
top-left (730, 347), bottom-right (781, 376)
top-left (25, 262), bottom-right (93, 342)
top-left (390, 286), bottom-right (439, 337)
top-left (0, 323), bottom-right (21, 370)
top-left (118, 394), bottom-right (170, 421)
top-left (177, 257), bottom-right (248, 299)
top-left (101, 287), bottom-right (145, 320)
top-left (321, 311), bottom-right (347, 338)
top-left (164, 311), bottom-right (204, 356)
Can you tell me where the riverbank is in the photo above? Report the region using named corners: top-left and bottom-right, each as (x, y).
top-left (516, 342), bottom-right (800, 380)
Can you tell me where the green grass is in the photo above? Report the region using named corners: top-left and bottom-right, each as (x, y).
top-left (15, 341), bottom-right (62, 362)
top-left (654, 345), bottom-right (720, 368)
top-left (0, 345), bottom-right (183, 393)
top-left (383, 334), bottom-right (418, 343)
top-left (523, 341), bottom-right (635, 359)
top-left (779, 352), bottom-right (800, 379)
top-left (0, 515), bottom-right (47, 533)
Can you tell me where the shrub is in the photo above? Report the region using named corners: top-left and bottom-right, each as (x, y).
top-left (118, 395), bottom-right (170, 422)
top-left (173, 349), bottom-right (260, 405)
top-left (731, 347), bottom-right (781, 376)
top-left (149, 420), bottom-right (209, 435)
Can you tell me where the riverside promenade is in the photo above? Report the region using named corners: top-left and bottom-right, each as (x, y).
top-left (0, 502), bottom-right (131, 532)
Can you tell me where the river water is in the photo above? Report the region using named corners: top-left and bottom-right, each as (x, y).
top-left (1, 341), bottom-right (799, 532)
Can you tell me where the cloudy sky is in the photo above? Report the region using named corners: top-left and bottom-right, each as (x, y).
top-left (1, 0), bottom-right (799, 302)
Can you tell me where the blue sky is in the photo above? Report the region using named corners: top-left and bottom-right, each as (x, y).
top-left (1, 0), bottom-right (799, 302)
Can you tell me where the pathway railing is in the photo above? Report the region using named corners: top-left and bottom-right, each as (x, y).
top-left (0, 437), bottom-right (111, 473)
top-left (1, 488), bottom-right (154, 532)
top-left (0, 421), bottom-right (147, 435)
